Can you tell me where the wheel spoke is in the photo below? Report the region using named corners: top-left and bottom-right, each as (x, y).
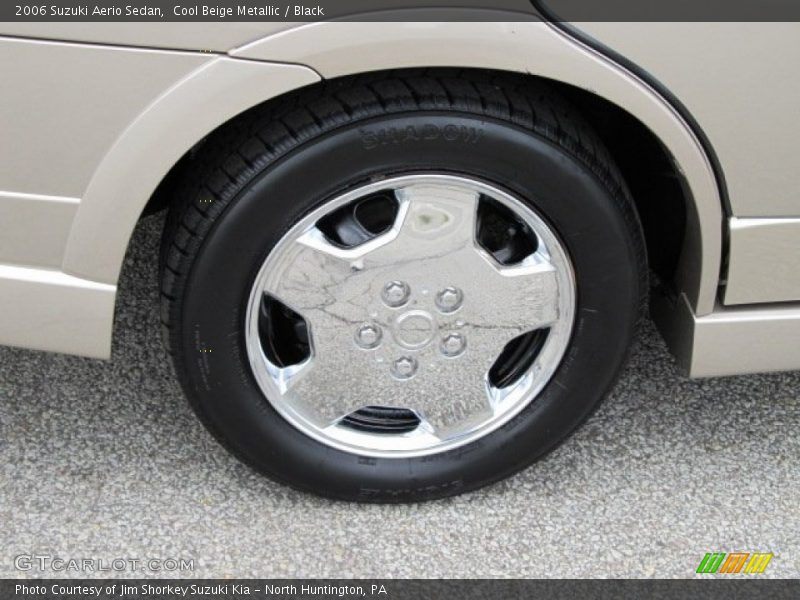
top-left (370, 183), bottom-right (480, 261)
top-left (277, 347), bottom-right (371, 428)
top-left (262, 225), bottom-right (392, 319)
top-left (400, 335), bottom-right (497, 436)
top-left (471, 247), bottom-right (561, 333)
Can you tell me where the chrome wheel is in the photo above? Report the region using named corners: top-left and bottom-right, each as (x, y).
top-left (245, 174), bottom-right (576, 457)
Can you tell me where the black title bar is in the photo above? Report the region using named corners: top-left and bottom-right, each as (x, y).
top-left (4, 0), bottom-right (800, 22)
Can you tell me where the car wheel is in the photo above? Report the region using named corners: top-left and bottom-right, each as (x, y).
top-left (160, 72), bottom-right (646, 502)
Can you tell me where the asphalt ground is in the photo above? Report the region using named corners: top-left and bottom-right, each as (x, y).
top-left (1, 213), bottom-right (798, 578)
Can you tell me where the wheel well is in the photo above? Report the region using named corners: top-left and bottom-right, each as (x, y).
top-left (144, 68), bottom-right (688, 290)
top-left (551, 82), bottom-right (687, 286)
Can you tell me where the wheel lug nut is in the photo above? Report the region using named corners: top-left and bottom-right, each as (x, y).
top-left (355, 323), bottom-right (382, 349)
top-left (382, 280), bottom-right (410, 307)
top-left (391, 356), bottom-right (418, 380)
top-left (440, 333), bottom-right (466, 357)
top-left (436, 286), bottom-right (463, 313)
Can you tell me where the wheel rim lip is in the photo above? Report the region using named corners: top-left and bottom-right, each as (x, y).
top-left (244, 173), bottom-right (576, 458)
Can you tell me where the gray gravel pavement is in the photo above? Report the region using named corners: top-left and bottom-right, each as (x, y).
top-left (1, 214), bottom-right (798, 579)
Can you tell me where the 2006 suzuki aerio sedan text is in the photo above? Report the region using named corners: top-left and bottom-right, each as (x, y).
top-left (1, 16), bottom-right (799, 501)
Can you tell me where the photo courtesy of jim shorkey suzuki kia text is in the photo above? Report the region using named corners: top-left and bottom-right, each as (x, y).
top-left (33, 4), bottom-right (328, 17)
top-left (15, 583), bottom-right (388, 597)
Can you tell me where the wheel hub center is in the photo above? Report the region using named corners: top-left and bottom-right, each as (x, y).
top-left (392, 310), bottom-right (436, 349)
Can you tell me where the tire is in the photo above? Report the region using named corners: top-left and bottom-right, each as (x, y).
top-left (160, 70), bottom-right (646, 502)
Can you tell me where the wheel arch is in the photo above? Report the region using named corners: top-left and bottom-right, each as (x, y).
top-left (229, 20), bottom-right (724, 316)
top-left (61, 20), bottom-right (724, 357)
top-left (60, 56), bottom-right (321, 286)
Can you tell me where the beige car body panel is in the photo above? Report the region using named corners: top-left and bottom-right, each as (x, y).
top-left (0, 35), bottom-right (319, 358)
top-left (724, 218), bottom-right (800, 306)
top-left (0, 22), bottom-right (296, 51)
top-left (577, 22), bottom-right (800, 312)
top-left (0, 19), bottom-right (799, 377)
top-left (0, 39), bottom-right (211, 200)
top-left (577, 23), bottom-right (800, 218)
